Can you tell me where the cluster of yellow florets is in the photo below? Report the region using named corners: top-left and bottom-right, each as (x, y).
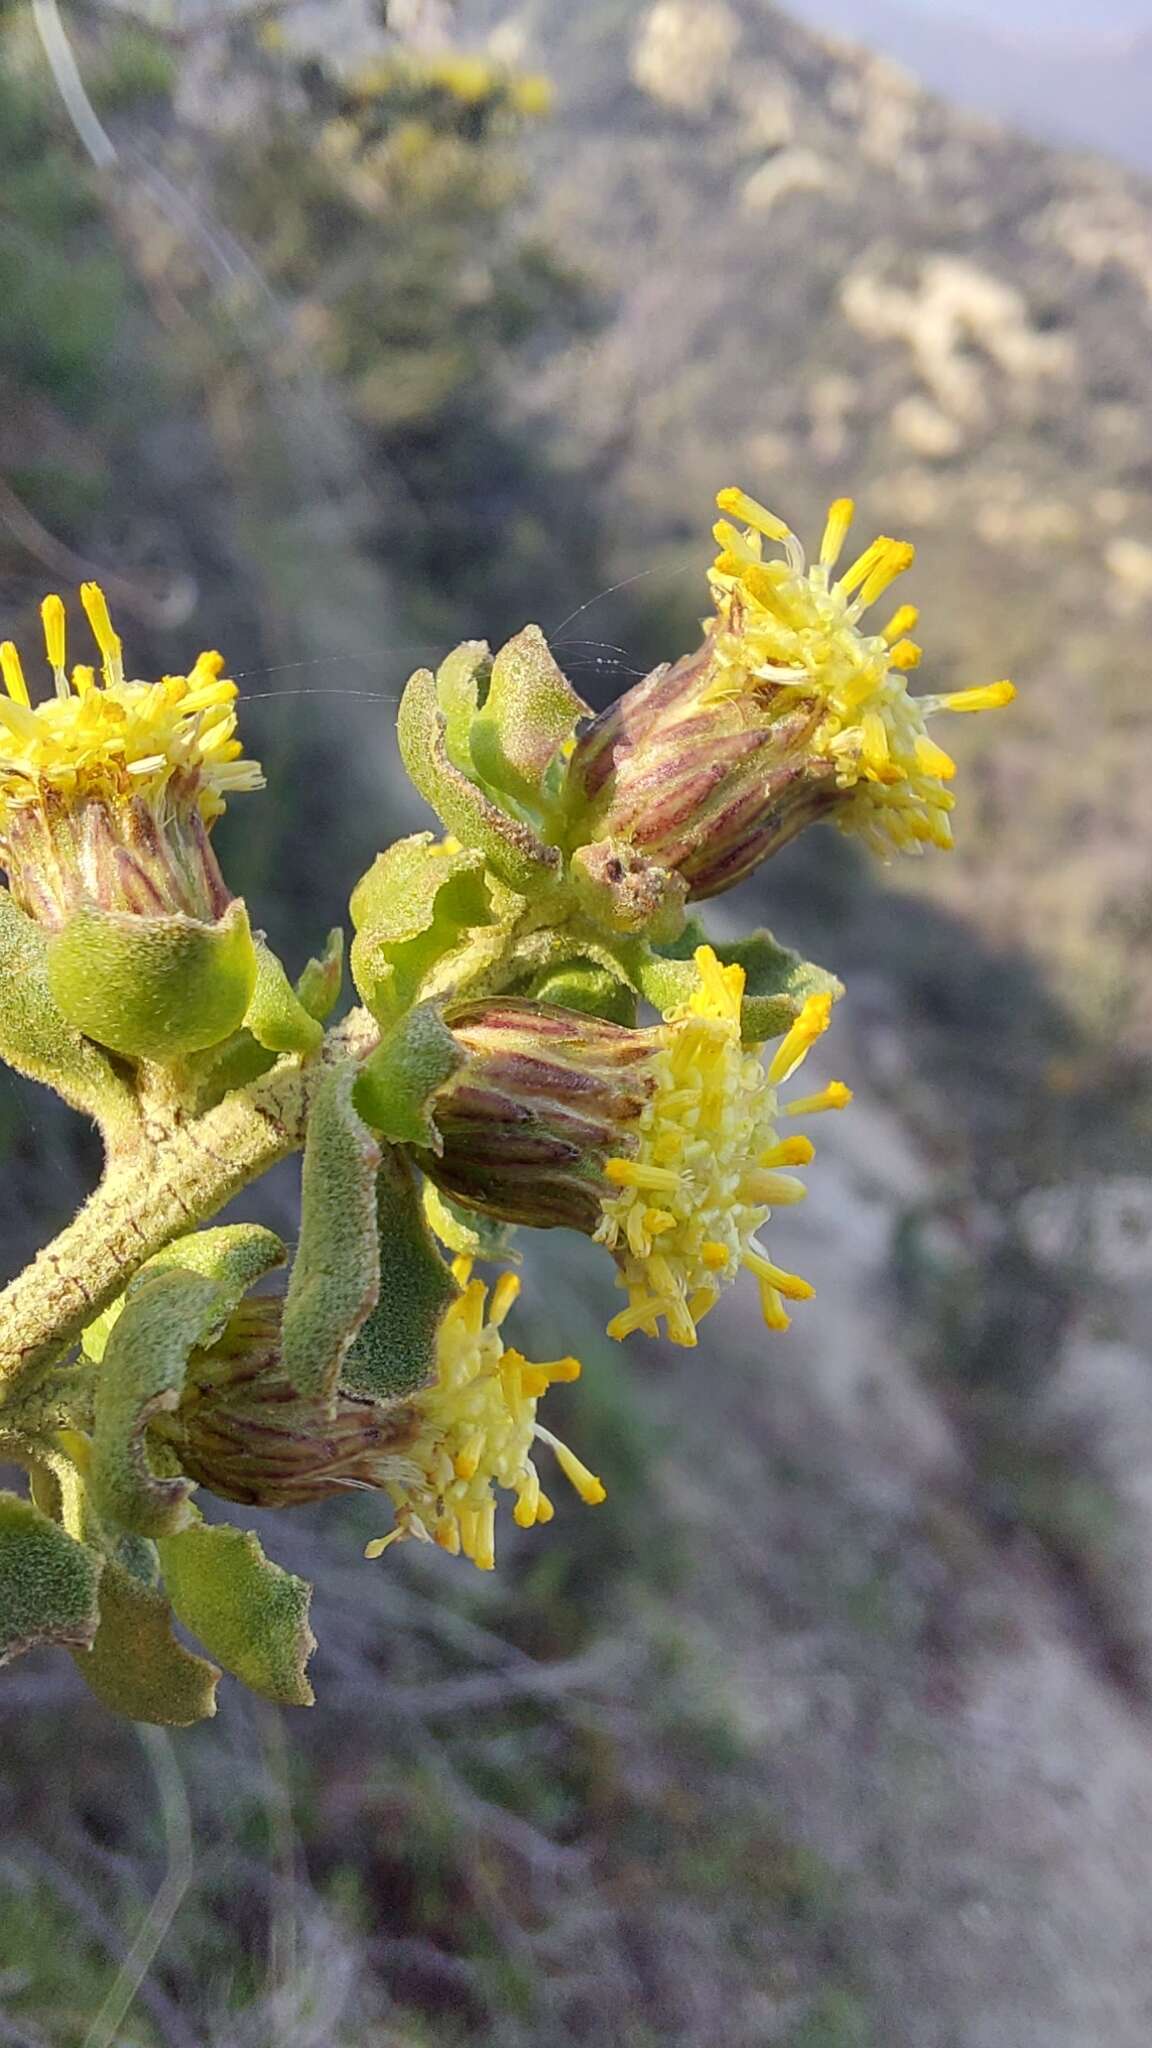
top-left (707, 489), bottom-right (1015, 857)
top-left (594, 946), bottom-right (851, 1347)
top-left (0, 585), bottom-right (262, 824)
top-left (366, 1261), bottom-right (605, 1570)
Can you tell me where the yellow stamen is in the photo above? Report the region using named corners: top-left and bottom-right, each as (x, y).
top-left (71, 664), bottom-right (95, 697)
top-left (742, 1249), bottom-right (815, 1301)
top-left (604, 1157), bottom-right (682, 1194)
top-left (857, 540), bottom-right (915, 611)
top-left (767, 993), bottom-right (833, 1084)
top-left (79, 582), bottom-right (123, 686)
top-left (888, 638), bottom-right (922, 671)
top-left (882, 603), bottom-right (919, 643)
top-left (701, 1241), bottom-right (730, 1271)
top-left (785, 1081), bottom-right (852, 1116)
top-left (760, 1135), bottom-right (815, 1167)
top-left (939, 680), bottom-right (1016, 714)
top-left (819, 496), bottom-right (855, 568)
top-left (40, 595), bottom-right (68, 698)
top-left (490, 1271), bottom-right (521, 1326)
top-left (0, 642), bottom-right (30, 708)
top-left (535, 1428), bottom-right (607, 1506)
top-left (914, 735), bottom-right (956, 781)
top-left (715, 485), bottom-right (793, 544)
top-left (364, 1528), bottom-right (404, 1560)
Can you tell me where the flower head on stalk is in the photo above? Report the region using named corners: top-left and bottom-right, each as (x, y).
top-left (366, 1260), bottom-right (605, 1569)
top-left (566, 488), bottom-right (1013, 897)
top-left (420, 948), bottom-right (851, 1347)
top-left (0, 584), bottom-right (262, 926)
top-left (168, 1274), bottom-right (605, 1572)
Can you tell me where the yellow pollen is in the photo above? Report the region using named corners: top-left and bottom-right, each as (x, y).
top-left (701, 1241), bottom-right (730, 1271)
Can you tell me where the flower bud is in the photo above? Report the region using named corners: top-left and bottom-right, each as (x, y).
top-left (167, 1273), bottom-right (604, 1570)
top-left (565, 488), bottom-right (1014, 895)
top-left (422, 948), bottom-right (853, 1347)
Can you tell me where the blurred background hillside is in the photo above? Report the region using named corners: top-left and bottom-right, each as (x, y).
top-left (2, 1), bottom-right (1152, 2042)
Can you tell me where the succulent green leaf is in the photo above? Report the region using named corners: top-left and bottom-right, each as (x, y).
top-left (157, 1517), bottom-right (315, 1708)
top-left (434, 639), bottom-right (490, 767)
top-left (0, 1491), bottom-right (103, 1664)
top-left (637, 922), bottom-right (843, 1041)
top-left (72, 1552), bottom-right (220, 1725)
top-left (397, 667), bottom-right (561, 892)
top-left (46, 897), bottom-right (257, 1061)
top-left (350, 830), bottom-right (495, 1024)
top-left (0, 889), bottom-right (135, 1126)
top-left (82, 1224), bottom-right (285, 1366)
top-left (243, 937), bottom-right (325, 1054)
top-left (470, 626), bottom-right (589, 807)
top-left (341, 1146), bottom-right (458, 1403)
top-left (295, 927), bottom-right (344, 1022)
top-left (354, 1002), bottom-right (464, 1148)
top-left (524, 959), bottom-right (639, 1025)
top-left (279, 1064), bottom-right (382, 1402)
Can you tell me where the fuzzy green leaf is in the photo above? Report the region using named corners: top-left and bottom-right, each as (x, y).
top-left (157, 1518), bottom-right (315, 1707)
top-left (354, 1001), bottom-right (463, 1148)
top-left (350, 831), bottom-right (496, 1025)
top-left (470, 626), bottom-right (588, 807)
top-left (295, 927), bottom-right (344, 1022)
top-left (46, 897), bottom-right (257, 1061)
top-left (0, 890), bottom-right (135, 1125)
top-left (523, 959), bottom-right (639, 1025)
top-left (91, 1268), bottom-right (221, 1537)
top-left (244, 937), bottom-right (325, 1054)
top-left (82, 1224), bottom-right (285, 1366)
top-left (279, 1064), bottom-right (382, 1402)
top-left (397, 667), bottom-right (561, 892)
top-left (0, 1491), bottom-right (103, 1665)
top-left (72, 1552), bottom-right (220, 1725)
top-left (341, 1147), bottom-right (457, 1403)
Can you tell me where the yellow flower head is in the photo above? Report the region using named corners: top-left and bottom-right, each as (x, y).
top-left (0, 584), bottom-right (262, 828)
top-left (366, 1262), bottom-right (605, 1570)
top-left (594, 946), bottom-right (851, 1346)
top-left (708, 488), bottom-right (1015, 856)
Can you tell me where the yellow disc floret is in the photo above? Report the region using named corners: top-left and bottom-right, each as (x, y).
top-left (594, 946), bottom-right (850, 1346)
top-left (365, 1263), bottom-right (605, 1570)
top-left (708, 488), bottom-right (1014, 856)
top-left (0, 584), bottom-right (263, 825)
